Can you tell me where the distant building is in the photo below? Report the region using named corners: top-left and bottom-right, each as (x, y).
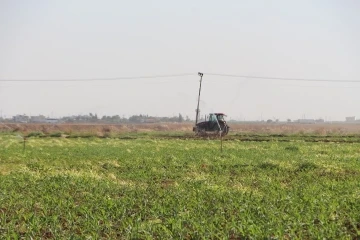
top-left (30, 115), bottom-right (46, 123)
top-left (296, 119), bottom-right (315, 124)
top-left (45, 118), bottom-right (59, 124)
top-left (13, 115), bottom-right (29, 123)
top-left (346, 116), bottom-right (356, 122)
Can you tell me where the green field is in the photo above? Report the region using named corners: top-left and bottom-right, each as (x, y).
top-left (1, 134), bottom-right (360, 239)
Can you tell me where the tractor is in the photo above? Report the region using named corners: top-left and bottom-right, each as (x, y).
top-left (193, 113), bottom-right (230, 136)
top-left (193, 72), bottom-right (230, 137)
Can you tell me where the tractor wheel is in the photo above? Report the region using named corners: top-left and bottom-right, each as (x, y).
top-left (223, 125), bottom-right (229, 135)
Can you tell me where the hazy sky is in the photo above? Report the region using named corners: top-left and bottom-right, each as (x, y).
top-left (1, 0), bottom-right (360, 121)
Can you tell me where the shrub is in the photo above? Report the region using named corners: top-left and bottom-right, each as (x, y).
top-left (27, 131), bottom-right (45, 138)
top-left (50, 132), bottom-right (62, 137)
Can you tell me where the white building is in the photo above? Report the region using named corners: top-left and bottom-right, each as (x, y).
top-left (30, 115), bottom-right (46, 123)
top-left (345, 116), bottom-right (356, 122)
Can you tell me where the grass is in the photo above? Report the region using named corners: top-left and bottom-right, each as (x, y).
top-left (0, 133), bottom-right (360, 238)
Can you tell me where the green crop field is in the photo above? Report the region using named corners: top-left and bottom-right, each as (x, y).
top-left (1, 133), bottom-right (360, 239)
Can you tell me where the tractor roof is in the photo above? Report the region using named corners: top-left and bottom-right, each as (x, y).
top-left (212, 113), bottom-right (226, 116)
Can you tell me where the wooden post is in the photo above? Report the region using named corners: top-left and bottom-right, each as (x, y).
top-left (23, 137), bottom-right (26, 153)
top-left (220, 132), bottom-right (223, 153)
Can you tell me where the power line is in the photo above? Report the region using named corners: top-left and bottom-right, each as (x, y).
top-left (0, 72), bottom-right (359, 83)
top-left (204, 73), bottom-right (360, 83)
top-left (0, 73), bottom-right (194, 82)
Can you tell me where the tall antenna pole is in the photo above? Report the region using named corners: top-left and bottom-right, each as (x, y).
top-left (195, 72), bottom-right (203, 125)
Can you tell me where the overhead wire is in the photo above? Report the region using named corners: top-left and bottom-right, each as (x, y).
top-left (0, 73), bottom-right (194, 82)
top-left (204, 73), bottom-right (360, 83)
top-left (0, 72), bottom-right (359, 83)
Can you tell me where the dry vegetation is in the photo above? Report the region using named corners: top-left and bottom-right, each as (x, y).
top-left (2, 122), bottom-right (360, 136)
top-left (0, 123), bottom-right (193, 137)
top-left (230, 123), bottom-right (360, 135)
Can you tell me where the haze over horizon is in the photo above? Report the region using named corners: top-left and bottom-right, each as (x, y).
top-left (1, 0), bottom-right (360, 121)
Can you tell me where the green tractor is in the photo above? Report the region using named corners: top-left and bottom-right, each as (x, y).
top-left (193, 113), bottom-right (230, 136)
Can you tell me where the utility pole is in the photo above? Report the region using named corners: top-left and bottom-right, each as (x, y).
top-left (195, 72), bottom-right (203, 125)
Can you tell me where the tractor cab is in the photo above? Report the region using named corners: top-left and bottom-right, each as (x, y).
top-left (208, 113), bottom-right (226, 122)
top-left (193, 113), bottom-right (229, 136)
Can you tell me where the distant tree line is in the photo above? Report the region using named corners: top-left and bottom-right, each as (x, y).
top-left (61, 113), bottom-right (190, 123)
